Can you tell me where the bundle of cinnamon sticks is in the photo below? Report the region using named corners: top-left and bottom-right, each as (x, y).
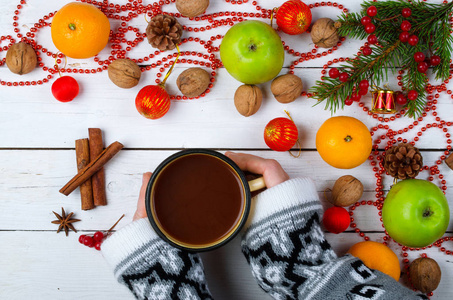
top-left (59, 128), bottom-right (123, 210)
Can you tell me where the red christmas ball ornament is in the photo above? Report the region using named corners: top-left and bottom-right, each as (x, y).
top-left (322, 206), bottom-right (351, 234)
top-left (51, 76), bottom-right (79, 102)
top-left (135, 84), bottom-right (171, 119)
top-left (276, 0), bottom-right (312, 35)
top-left (264, 116), bottom-right (299, 151)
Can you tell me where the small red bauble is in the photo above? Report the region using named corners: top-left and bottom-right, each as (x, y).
top-left (395, 92), bottom-right (407, 105)
top-left (361, 16), bottom-right (372, 26)
top-left (323, 206), bottom-right (350, 234)
top-left (399, 31), bottom-right (409, 42)
top-left (367, 34), bottom-right (377, 44)
top-left (135, 84), bottom-right (171, 119)
top-left (339, 72), bottom-right (349, 82)
top-left (51, 76), bottom-right (79, 102)
top-left (264, 117), bottom-right (298, 151)
top-left (276, 0), bottom-right (312, 35)
top-left (329, 68), bottom-right (340, 78)
top-left (362, 46), bottom-right (372, 56)
top-left (407, 90), bottom-right (418, 101)
top-left (402, 8), bottom-right (412, 18)
top-left (430, 55), bottom-right (441, 66)
top-left (413, 52), bottom-right (425, 63)
top-left (408, 35), bottom-right (419, 46)
top-left (364, 23), bottom-right (375, 34)
top-left (417, 62), bottom-right (429, 73)
top-left (367, 6), bottom-right (378, 17)
top-left (400, 20), bottom-right (411, 32)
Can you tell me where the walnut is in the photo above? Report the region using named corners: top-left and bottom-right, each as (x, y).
top-left (6, 42), bottom-right (37, 75)
top-left (311, 18), bottom-right (340, 48)
top-left (176, 0), bottom-right (209, 18)
top-left (330, 175), bottom-right (363, 207)
top-left (176, 67), bottom-right (210, 98)
top-left (234, 84), bottom-right (262, 117)
top-left (108, 59), bottom-right (141, 88)
top-left (271, 74), bottom-right (303, 103)
top-left (409, 257), bottom-right (441, 293)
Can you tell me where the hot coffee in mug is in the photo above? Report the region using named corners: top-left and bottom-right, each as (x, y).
top-left (145, 149), bottom-right (265, 251)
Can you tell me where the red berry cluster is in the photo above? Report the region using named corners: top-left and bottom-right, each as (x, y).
top-left (79, 231), bottom-right (105, 251)
top-left (328, 67), bottom-right (370, 106)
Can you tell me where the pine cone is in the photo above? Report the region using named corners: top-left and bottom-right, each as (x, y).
top-left (146, 14), bottom-right (183, 51)
top-left (383, 143), bottom-right (423, 179)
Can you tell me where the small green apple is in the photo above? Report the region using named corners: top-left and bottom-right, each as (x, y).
top-left (220, 20), bottom-right (284, 85)
top-left (382, 179), bottom-right (450, 248)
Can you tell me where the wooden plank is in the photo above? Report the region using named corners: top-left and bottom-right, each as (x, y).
top-left (1, 149), bottom-right (452, 231)
top-left (0, 231), bottom-right (451, 300)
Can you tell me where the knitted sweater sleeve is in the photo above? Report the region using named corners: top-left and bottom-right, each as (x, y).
top-left (101, 218), bottom-right (213, 300)
top-left (241, 177), bottom-right (428, 300)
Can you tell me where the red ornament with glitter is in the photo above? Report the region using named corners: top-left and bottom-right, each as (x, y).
top-left (135, 84), bottom-right (171, 120)
top-left (322, 206), bottom-right (350, 234)
top-left (276, 0), bottom-right (312, 35)
top-left (51, 76), bottom-right (79, 102)
top-left (264, 116), bottom-right (298, 151)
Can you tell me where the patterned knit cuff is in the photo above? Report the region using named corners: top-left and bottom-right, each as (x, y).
top-left (243, 177), bottom-right (321, 230)
top-left (101, 218), bottom-right (158, 269)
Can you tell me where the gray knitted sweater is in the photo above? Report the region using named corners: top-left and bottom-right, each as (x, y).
top-left (102, 177), bottom-right (427, 300)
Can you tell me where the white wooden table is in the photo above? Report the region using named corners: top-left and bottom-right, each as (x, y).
top-left (1, 0), bottom-right (452, 299)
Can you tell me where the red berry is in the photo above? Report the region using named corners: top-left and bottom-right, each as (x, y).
top-left (94, 242), bottom-right (102, 251)
top-left (367, 34), bottom-right (377, 44)
top-left (359, 88), bottom-right (368, 96)
top-left (367, 6), bottom-right (377, 17)
top-left (407, 90), bottom-right (418, 101)
top-left (83, 235), bottom-right (94, 247)
top-left (78, 235), bottom-right (86, 244)
top-left (351, 92), bottom-right (361, 102)
top-left (408, 35), bottom-right (419, 46)
top-left (329, 68), bottom-right (340, 78)
top-left (399, 31), bottom-right (409, 42)
top-left (413, 52), bottom-right (425, 63)
top-left (430, 55), bottom-right (441, 66)
top-left (402, 8), bottom-right (412, 18)
top-left (396, 93), bottom-right (407, 105)
top-left (359, 79), bottom-right (369, 90)
top-left (362, 46), bottom-right (372, 56)
top-left (93, 231), bottom-right (104, 242)
top-left (361, 16), bottom-right (372, 26)
top-left (400, 20), bottom-right (411, 32)
top-left (338, 72), bottom-right (349, 82)
top-left (417, 62), bottom-right (429, 73)
top-left (364, 23), bottom-right (376, 34)
top-left (344, 97), bottom-right (353, 106)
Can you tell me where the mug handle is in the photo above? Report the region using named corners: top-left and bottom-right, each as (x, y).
top-left (248, 177), bottom-right (266, 192)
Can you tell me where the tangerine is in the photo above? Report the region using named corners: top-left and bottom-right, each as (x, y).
top-left (51, 2), bottom-right (110, 59)
top-left (316, 116), bottom-right (372, 169)
top-left (347, 241), bottom-right (401, 281)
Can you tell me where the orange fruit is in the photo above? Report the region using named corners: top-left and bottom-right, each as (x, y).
top-left (347, 241), bottom-right (401, 281)
top-left (316, 116), bottom-right (372, 169)
top-left (51, 2), bottom-right (110, 59)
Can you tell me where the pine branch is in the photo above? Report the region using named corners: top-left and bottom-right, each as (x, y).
top-left (312, 0), bottom-right (453, 118)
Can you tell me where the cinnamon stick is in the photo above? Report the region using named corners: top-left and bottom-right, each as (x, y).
top-left (60, 141), bottom-right (123, 196)
top-left (75, 139), bottom-right (95, 210)
top-left (89, 128), bottom-right (107, 206)
top-left (445, 152), bottom-right (453, 170)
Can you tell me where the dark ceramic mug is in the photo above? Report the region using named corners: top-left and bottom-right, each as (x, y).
top-left (145, 149), bottom-right (265, 252)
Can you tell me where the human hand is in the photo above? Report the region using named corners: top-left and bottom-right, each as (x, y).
top-left (133, 172), bottom-right (152, 221)
top-left (225, 152), bottom-right (289, 189)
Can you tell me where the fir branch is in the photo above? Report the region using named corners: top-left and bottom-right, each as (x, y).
top-left (313, 0), bottom-right (453, 118)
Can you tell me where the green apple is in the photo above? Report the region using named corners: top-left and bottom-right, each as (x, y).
top-left (220, 20), bottom-right (284, 85)
top-left (382, 179), bottom-right (450, 248)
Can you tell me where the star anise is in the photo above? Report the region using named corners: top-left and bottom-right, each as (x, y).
top-left (51, 207), bottom-right (81, 236)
